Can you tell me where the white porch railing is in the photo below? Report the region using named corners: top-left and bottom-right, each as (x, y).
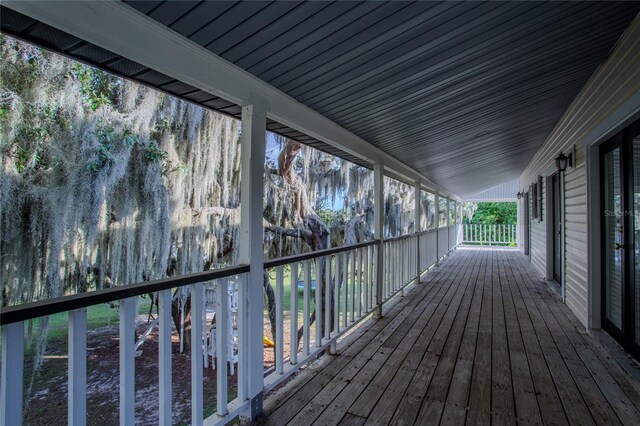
top-left (0, 226), bottom-right (463, 425)
top-left (462, 223), bottom-right (517, 246)
top-left (0, 265), bottom-right (251, 426)
top-left (263, 240), bottom-right (378, 390)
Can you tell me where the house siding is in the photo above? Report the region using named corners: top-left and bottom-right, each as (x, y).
top-left (519, 15), bottom-right (640, 328)
top-left (564, 146), bottom-right (588, 326)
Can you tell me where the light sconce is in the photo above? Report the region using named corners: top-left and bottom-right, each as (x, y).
top-left (517, 191), bottom-right (523, 200)
top-left (555, 145), bottom-right (576, 172)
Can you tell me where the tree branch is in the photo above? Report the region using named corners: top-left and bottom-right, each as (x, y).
top-left (263, 219), bottom-right (312, 239)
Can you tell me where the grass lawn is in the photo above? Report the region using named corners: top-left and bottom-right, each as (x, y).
top-left (25, 297), bottom-right (153, 350)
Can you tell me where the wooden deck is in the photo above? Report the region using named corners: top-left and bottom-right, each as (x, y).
top-left (257, 247), bottom-right (640, 425)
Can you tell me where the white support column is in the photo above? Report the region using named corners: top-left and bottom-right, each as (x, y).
top-left (414, 181), bottom-right (421, 281)
top-left (1, 322), bottom-right (24, 426)
top-left (238, 101), bottom-right (266, 420)
top-left (445, 198), bottom-right (450, 254)
top-left (68, 308), bottom-right (87, 426)
top-left (374, 163), bottom-right (384, 318)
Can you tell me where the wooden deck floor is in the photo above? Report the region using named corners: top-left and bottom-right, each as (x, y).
top-left (257, 247), bottom-right (640, 426)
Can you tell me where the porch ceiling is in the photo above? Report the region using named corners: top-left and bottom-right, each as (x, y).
top-left (124, 1), bottom-right (640, 197)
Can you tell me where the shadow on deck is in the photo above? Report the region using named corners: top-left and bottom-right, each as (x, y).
top-left (255, 247), bottom-right (640, 425)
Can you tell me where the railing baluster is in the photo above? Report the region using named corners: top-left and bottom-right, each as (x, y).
top-left (324, 257), bottom-right (331, 341)
top-left (1, 322), bottom-right (24, 426)
top-left (357, 247), bottom-right (363, 318)
top-left (331, 254), bottom-right (340, 353)
top-left (69, 308), bottom-right (87, 426)
top-left (120, 297), bottom-right (136, 425)
top-left (315, 258), bottom-right (323, 347)
top-left (303, 259), bottom-right (311, 355)
top-left (350, 249), bottom-right (356, 322)
top-left (236, 273), bottom-right (248, 402)
top-left (364, 246), bottom-right (370, 312)
top-left (275, 266), bottom-right (284, 374)
top-left (392, 241), bottom-right (396, 292)
top-left (387, 241), bottom-right (392, 294)
top-left (190, 283), bottom-right (203, 425)
top-left (373, 244), bottom-right (379, 308)
top-left (290, 263), bottom-right (298, 365)
top-left (158, 289), bottom-right (172, 426)
top-left (216, 278), bottom-right (229, 416)
top-left (342, 251), bottom-right (348, 328)
top-left (334, 253), bottom-right (340, 332)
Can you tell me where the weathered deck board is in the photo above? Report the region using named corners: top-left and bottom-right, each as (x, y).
top-left (257, 247), bottom-right (640, 426)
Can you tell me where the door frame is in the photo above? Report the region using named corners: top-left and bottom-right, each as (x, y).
top-left (585, 89), bottom-right (640, 336)
top-left (599, 133), bottom-right (626, 343)
top-left (546, 172), bottom-right (564, 299)
top-left (597, 122), bottom-right (640, 359)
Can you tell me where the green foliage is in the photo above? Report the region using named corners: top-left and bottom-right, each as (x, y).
top-left (121, 128), bottom-right (139, 146)
top-left (70, 63), bottom-right (117, 111)
top-left (87, 125), bottom-right (116, 171)
top-left (145, 140), bottom-right (168, 162)
top-left (11, 114), bottom-right (57, 174)
top-left (87, 125), bottom-right (145, 172)
top-left (463, 202), bottom-right (516, 224)
top-left (317, 208), bottom-right (348, 229)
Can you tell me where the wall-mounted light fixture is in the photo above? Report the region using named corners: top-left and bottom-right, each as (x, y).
top-left (555, 145), bottom-right (576, 172)
top-left (555, 152), bottom-right (572, 172)
top-left (517, 191), bottom-right (523, 200)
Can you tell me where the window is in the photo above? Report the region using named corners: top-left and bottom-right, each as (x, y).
top-left (531, 176), bottom-right (543, 221)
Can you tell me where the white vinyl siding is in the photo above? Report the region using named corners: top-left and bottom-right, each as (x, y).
top-left (520, 16), bottom-right (640, 329)
top-left (564, 146), bottom-right (589, 326)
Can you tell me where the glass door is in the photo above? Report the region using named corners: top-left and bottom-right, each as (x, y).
top-left (630, 123), bottom-right (640, 357)
top-left (601, 138), bottom-right (624, 340)
top-left (600, 120), bottom-right (640, 359)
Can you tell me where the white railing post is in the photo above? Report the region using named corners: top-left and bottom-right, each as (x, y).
top-left (290, 263), bottom-right (299, 364)
top-left (316, 258), bottom-right (323, 346)
top-left (373, 163), bottom-right (384, 318)
top-left (158, 289), bottom-right (172, 426)
top-left (434, 192), bottom-right (440, 265)
top-left (414, 181), bottom-right (421, 281)
top-left (303, 260), bottom-right (311, 355)
top-left (216, 278), bottom-right (229, 417)
top-left (119, 297), bottom-right (136, 426)
top-left (190, 283), bottom-right (203, 425)
top-left (1, 322), bottom-right (24, 426)
top-left (69, 308), bottom-right (87, 426)
top-left (238, 102), bottom-right (266, 419)
top-left (275, 266), bottom-right (284, 373)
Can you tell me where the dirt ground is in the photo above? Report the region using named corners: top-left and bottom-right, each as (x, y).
top-left (20, 315), bottom-right (292, 425)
